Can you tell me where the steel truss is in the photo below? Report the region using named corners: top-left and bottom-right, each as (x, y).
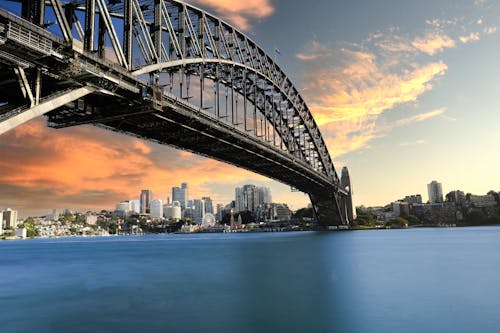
top-left (0, 0), bottom-right (351, 226)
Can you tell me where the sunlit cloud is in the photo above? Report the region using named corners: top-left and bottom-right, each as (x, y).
top-left (484, 27), bottom-right (497, 35)
top-left (188, 0), bottom-right (274, 30)
top-left (411, 32), bottom-right (456, 55)
top-left (393, 108), bottom-right (447, 127)
top-left (0, 118), bottom-right (268, 215)
top-left (295, 31), bottom-right (450, 157)
top-left (459, 32), bottom-right (480, 43)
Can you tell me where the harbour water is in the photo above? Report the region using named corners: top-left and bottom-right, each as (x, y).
top-left (2, 227), bottom-right (500, 332)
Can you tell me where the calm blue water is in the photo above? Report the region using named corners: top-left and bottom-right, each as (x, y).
top-left (1, 228), bottom-right (500, 332)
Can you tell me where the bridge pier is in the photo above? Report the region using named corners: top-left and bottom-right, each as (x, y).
top-left (310, 191), bottom-right (348, 227)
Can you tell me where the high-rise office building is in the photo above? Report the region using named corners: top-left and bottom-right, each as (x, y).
top-left (216, 203), bottom-right (224, 222)
top-left (341, 167), bottom-right (354, 223)
top-left (150, 199), bottom-right (163, 219)
top-left (193, 199), bottom-right (205, 224)
top-left (427, 181), bottom-right (443, 203)
top-left (235, 185), bottom-right (272, 213)
top-left (202, 196), bottom-right (213, 214)
top-left (172, 182), bottom-right (188, 210)
top-left (2, 208), bottom-right (18, 229)
top-left (140, 190), bottom-right (153, 214)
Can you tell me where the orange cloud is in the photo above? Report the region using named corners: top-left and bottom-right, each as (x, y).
top-left (189, 0), bottom-right (274, 30)
top-left (296, 40), bottom-right (448, 157)
top-left (0, 118), bottom-right (273, 215)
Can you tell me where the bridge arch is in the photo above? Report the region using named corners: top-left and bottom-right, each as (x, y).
top-left (0, 0), bottom-right (352, 226)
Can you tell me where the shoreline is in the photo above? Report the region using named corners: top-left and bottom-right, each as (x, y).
top-left (3, 223), bottom-right (500, 241)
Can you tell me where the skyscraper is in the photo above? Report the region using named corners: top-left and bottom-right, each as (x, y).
top-left (427, 181), bottom-right (443, 203)
top-left (341, 167), bottom-right (354, 223)
top-left (172, 182), bottom-right (188, 210)
top-left (202, 196), bottom-right (213, 214)
top-left (2, 208), bottom-right (18, 229)
top-left (193, 199), bottom-right (205, 224)
top-left (235, 185), bottom-right (272, 214)
top-left (140, 190), bottom-right (153, 214)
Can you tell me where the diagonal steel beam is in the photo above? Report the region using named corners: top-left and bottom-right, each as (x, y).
top-left (0, 86), bottom-right (96, 135)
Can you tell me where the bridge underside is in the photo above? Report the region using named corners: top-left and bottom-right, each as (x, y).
top-left (45, 92), bottom-right (346, 226)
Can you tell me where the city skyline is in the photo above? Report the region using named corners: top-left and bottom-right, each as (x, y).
top-left (1, 0), bottom-right (500, 216)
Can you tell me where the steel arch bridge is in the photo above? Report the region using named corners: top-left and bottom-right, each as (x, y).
top-left (0, 0), bottom-right (353, 226)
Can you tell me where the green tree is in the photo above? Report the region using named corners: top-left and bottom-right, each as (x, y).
top-left (293, 207), bottom-right (313, 219)
top-left (467, 210), bottom-right (486, 225)
top-left (394, 217), bottom-right (409, 228)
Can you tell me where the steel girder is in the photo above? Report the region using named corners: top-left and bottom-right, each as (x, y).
top-left (0, 0), bottom-right (350, 225)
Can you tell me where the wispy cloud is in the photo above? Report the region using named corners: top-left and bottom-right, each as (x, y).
top-left (295, 35), bottom-right (448, 157)
top-left (411, 32), bottom-right (456, 55)
top-left (459, 32), bottom-right (480, 43)
top-left (393, 108), bottom-right (447, 127)
top-left (189, 0), bottom-right (274, 30)
top-left (484, 26), bottom-right (497, 35)
top-left (295, 9), bottom-right (497, 158)
top-left (399, 139), bottom-right (425, 146)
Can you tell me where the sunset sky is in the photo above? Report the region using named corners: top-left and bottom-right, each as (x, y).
top-left (1, 0), bottom-right (500, 217)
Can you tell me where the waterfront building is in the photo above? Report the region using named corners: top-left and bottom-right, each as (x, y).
top-left (467, 194), bottom-right (497, 208)
top-left (2, 208), bottom-right (18, 229)
top-left (14, 227), bottom-right (27, 238)
top-left (341, 166), bottom-right (354, 223)
top-left (392, 201), bottom-right (410, 217)
top-left (427, 181), bottom-right (443, 203)
top-left (140, 190), bottom-right (153, 214)
top-left (0, 211), bottom-right (3, 234)
top-left (150, 199), bottom-right (164, 219)
top-left (172, 182), bottom-right (188, 210)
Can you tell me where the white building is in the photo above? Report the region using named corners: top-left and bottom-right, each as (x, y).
top-left (0, 211), bottom-right (3, 235)
top-left (164, 201), bottom-right (182, 220)
top-left (14, 228), bottom-right (27, 238)
top-left (85, 214), bottom-right (98, 225)
top-left (427, 181), bottom-right (443, 203)
top-left (150, 199), bottom-right (164, 219)
top-left (469, 194), bottom-right (497, 208)
top-left (2, 208), bottom-right (18, 229)
top-left (115, 200), bottom-right (132, 217)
